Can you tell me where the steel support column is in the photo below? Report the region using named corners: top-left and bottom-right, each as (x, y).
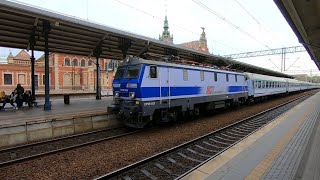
top-left (30, 50), bottom-right (35, 99)
top-left (43, 20), bottom-right (51, 110)
top-left (29, 18), bottom-right (38, 101)
top-left (94, 41), bottom-right (103, 100)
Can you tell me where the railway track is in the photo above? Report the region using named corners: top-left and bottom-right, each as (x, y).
top-left (97, 94), bottom-right (311, 180)
top-left (0, 127), bottom-right (141, 167)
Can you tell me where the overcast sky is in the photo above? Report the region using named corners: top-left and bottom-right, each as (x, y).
top-left (1, 0), bottom-right (319, 75)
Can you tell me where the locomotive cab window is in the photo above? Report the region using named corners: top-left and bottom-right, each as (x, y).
top-left (149, 66), bottom-right (157, 78)
top-left (126, 65), bottom-right (141, 79)
top-left (114, 66), bottom-right (126, 79)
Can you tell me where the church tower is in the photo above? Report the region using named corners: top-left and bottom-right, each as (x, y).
top-left (159, 16), bottom-right (173, 43)
top-left (199, 27), bottom-right (208, 52)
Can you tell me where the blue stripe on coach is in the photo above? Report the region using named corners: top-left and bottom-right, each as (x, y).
top-left (140, 87), bottom-right (201, 98)
top-left (228, 86), bottom-right (247, 92)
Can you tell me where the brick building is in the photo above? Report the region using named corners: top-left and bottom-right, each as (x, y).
top-left (179, 27), bottom-right (209, 53)
top-left (0, 50), bottom-right (117, 94)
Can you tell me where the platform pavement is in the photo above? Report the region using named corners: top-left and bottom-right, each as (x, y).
top-left (181, 91), bottom-right (320, 180)
top-left (0, 96), bottom-right (114, 127)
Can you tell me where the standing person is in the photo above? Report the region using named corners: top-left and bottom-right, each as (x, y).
top-left (15, 84), bottom-right (24, 107)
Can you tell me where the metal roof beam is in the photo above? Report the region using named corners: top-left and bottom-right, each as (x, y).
top-left (136, 41), bottom-right (151, 57)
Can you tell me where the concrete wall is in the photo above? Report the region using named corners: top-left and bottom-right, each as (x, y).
top-left (0, 113), bottom-right (118, 147)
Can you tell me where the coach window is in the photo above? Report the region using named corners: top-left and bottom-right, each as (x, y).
top-left (226, 74), bottom-right (229, 82)
top-left (183, 69), bottom-right (188, 81)
top-left (214, 72), bottom-right (218, 81)
top-left (150, 66), bottom-right (157, 78)
top-left (200, 71), bottom-right (204, 81)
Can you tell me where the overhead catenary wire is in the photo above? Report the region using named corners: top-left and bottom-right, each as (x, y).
top-left (192, 0), bottom-right (271, 49)
top-left (113, 0), bottom-right (244, 53)
top-left (232, 0), bottom-right (286, 47)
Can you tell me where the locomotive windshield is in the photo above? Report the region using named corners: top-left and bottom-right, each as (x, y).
top-left (114, 66), bottom-right (126, 79)
top-left (126, 65), bottom-right (141, 79)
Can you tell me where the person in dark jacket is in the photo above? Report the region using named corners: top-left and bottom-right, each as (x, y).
top-left (15, 84), bottom-right (24, 107)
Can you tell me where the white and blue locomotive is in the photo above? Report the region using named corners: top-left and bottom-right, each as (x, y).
top-left (112, 56), bottom-right (318, 128)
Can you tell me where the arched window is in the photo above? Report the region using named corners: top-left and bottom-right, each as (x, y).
top-left (81, 59), bottom-right (86, 67)
top-left (73, 58), bottom-right (78, 66)
top-left (88, 59), bottom-right (93, 66)
top-left (65, 58), bottom-right (70, 66)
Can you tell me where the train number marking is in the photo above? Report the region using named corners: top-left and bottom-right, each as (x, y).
top-left (144, 102), bottom-right (156, 106)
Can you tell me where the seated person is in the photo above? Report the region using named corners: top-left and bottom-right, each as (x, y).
top-left (9, 90), bottom-right (19, 110)
top-left (23, 90), bottom-right (32, 108)
top-left (0, 91), bottom-right (7, 110)
top-left (0, 91), bottom-right (18, 110)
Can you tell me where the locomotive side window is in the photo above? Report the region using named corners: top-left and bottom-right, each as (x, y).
top-left (226, 74), bottom-right (229, 82)
top-left (200, 71), bottom-right (204, 81)
top-left (214, 72), bottom-right (218, 81)
top-left (235, 75), bottom-right (238, 82)
top-left (183, 69), bottom-right (188, 81)
top-left (150, 66), bottom-right (157, 78)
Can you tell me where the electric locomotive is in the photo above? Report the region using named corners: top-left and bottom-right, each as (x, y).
top-left (113, 55), bottom-right (248, 128)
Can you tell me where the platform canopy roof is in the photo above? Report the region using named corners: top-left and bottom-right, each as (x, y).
top-left (274, 0), bottom-right (320, 69)
top-left (0, 0), bottom-right (292, 78)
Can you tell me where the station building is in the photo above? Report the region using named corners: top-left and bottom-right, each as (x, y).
top-left (0, 50), bottom-right (117, 94)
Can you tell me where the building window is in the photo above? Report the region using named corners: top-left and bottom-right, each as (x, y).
top-left (108, 60), bottom-right (113, 70)
top-left (88, 59), bottom-right (93, 66)
top-left (200, 71), bottom-right (204, 81)
top-left (43, 75), bottom-right (45, 85)
top-left (73, 58), bottom-right (78, 66)
top-left (18, 74), bottom-right (25, 85)
top-left (81, 59), bottom-right (86, 67)
top-left (4, 74), bottom-right (12, 85)
top-left (65, 58), bottom-right (70, 66)
top-left (183, 69), bottom-right (188, 81)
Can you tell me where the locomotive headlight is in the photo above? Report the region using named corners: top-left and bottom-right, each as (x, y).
top-left (113, 84), bottom-right (121, 88)
top-left (127, 83), bottom-right (138, 88)
top-left (129, 92), bottom-right (135, 98)
top-left (135, 101), bottom-right (139, 105)
top-left (115, 92), bottom-right (119, 97)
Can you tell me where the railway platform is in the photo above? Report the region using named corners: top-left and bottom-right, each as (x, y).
top-left (0, 96), bottom-right (119, 148)
top-left (181, 91), bottom-right (320, 180)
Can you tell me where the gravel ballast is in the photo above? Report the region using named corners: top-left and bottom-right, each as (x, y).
top-left (0, 90), bottom-right (318, 180)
